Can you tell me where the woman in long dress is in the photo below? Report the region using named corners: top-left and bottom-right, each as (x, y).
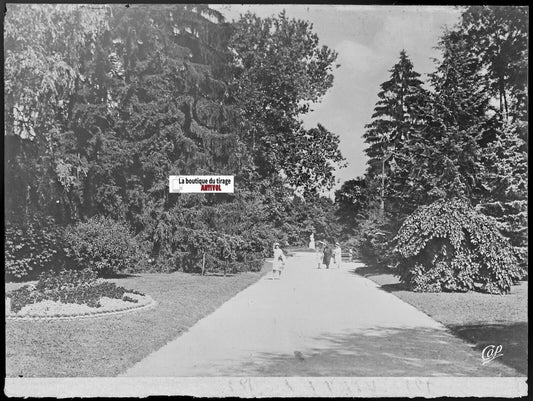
top-left (272, 242), bottom-right (286, 279)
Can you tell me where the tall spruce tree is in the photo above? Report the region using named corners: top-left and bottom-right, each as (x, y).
top-left (362, 50), bottom-right (427, 214)
top-left (399, 30), bottom-right (493, 207)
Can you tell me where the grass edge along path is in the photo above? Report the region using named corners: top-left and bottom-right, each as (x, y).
top-left (354, 261), bottom-right (528, 376)
top-left (5, 261), bottom-right (272, 377)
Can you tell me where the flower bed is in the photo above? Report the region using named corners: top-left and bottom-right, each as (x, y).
top-left (5, 268), bottom-right (156, 320)
top-left (6, 293), bottom-right (156, 320)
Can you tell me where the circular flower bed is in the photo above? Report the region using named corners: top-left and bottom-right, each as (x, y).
top-left (5, 268), bottom-right (156, 320)
top-left (6, 293), bottom-right (156, 320)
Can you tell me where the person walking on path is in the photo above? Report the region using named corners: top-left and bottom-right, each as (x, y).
top-left (272, 242), bottom-right (286, 279)
top-left (333, 242), bottom-right (342, 268)
top-left (322, 243), bottom-right (332, 269)
top-left (316, 241), bottom-right (324, 269)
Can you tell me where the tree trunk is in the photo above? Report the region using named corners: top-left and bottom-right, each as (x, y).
top-left (201, 251), bottom-right (206, 276)
top-left (499, 78), bottom-right (508, 120)
top-left (503, 86), bottom-right (509, 120)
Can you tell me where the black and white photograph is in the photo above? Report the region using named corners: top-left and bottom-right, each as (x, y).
top-left (4, 3), bottom-right (528, 398)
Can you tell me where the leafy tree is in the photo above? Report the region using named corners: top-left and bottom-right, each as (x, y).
top-left (334, 178), bottom-right (368, 237)
top-left (4, 4), bottom-right (110, 136)
top-left (5, 4), bottom-right (261, 273)
top-left (460, 6), bottom-right (528, 121)
top-left (229, 11), bottom-right (344, 196)
top-left (59, 4), bottom-right (258, 270)
top-left (4, 4), bottom-right (110, 223)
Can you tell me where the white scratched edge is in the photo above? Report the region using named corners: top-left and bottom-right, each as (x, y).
top-left (4, 377), bottom-right (528, 398)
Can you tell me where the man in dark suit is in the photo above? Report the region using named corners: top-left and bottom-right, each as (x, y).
top-left (322, 243), bottom-right (332, 269)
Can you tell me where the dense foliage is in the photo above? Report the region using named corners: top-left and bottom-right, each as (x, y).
top-left (394, 199), bottom-right (524, 294)
top-left (460, 6), bottom-right (528, 122)
top-left (334, 178), bottom-right (369, 238)
top-left (477, 126), bottom-right (528, 269)
top-left (4, 4), bottom-right (111, 224)
top-left (357, 211), bottom-right (399, 265)
top-left (354, 6), bottom-right (527, 293)
top-left (5, 216), bottom-right (66, 281)
top-left (230, 11), bottom-right (345, 197)
top-left (4, 4), bottom-right (343, 280)
top-left (64, 216), bottom-right (148, 276)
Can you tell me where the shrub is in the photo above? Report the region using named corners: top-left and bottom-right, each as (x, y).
top-left (167, 228), bottom-right (266, 274)
top-left (35, 268), bottom-right (98, 291)
top-left (64, 216), bottom-right (148, 276)
top-left (5, 216), bottom-right (66, 281)
top-left (393, 198), bottom-right (525, 294)
top-left (356, 211), bottom-right (398, 266)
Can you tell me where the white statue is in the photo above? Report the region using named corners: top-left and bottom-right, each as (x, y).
top-left (309, 233), bottom-right (315, 249)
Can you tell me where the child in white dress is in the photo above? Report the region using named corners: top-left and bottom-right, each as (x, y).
top-left (316, 243), bottom-right (324, 269)
top-left (272, 243), bottom-right (286, 279)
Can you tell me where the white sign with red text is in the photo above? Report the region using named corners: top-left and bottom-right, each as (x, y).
top-left (169, 175), bottom-right (234, 193)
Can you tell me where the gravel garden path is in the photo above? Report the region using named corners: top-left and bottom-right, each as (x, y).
top-left (122, 252), bottom-right (520, 377)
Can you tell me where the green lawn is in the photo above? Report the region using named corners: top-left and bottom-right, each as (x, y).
top-left (354, 262), bottom-right (528, 375)
top-left (5, 262), bottom-right (271, 377)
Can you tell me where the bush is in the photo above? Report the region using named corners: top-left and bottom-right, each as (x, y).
top-left (5, 216), bottom-right (66, 281)
top-left (8, 268), bottom-right (145, 313)
top-left (35, 268), bottom-right (98, 291)
top-left (393, 198), bottom-right (525, 294)
top-left (356, 211), bottom-right (398, 266)
top-left (165, 228), bottom-right (267, 274)
top-left (64, 216), bottom-right (148, 276)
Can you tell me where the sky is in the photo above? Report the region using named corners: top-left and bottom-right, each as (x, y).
top-left (212, 4), bottom-right (463, 194)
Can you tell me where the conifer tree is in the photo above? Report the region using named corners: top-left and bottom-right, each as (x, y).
top-left (362, 50), bottom-right (427, 216)
top-left (363, 50), bottom-right (427, 176)
top-left (456, 6), bottom-right (528, 267)
top-left (43, 4), bottom-right (252, 265)
top-left (477, 120), bottom-right (528, 267)
top-left (394, 30), bottom-right (494, 210)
